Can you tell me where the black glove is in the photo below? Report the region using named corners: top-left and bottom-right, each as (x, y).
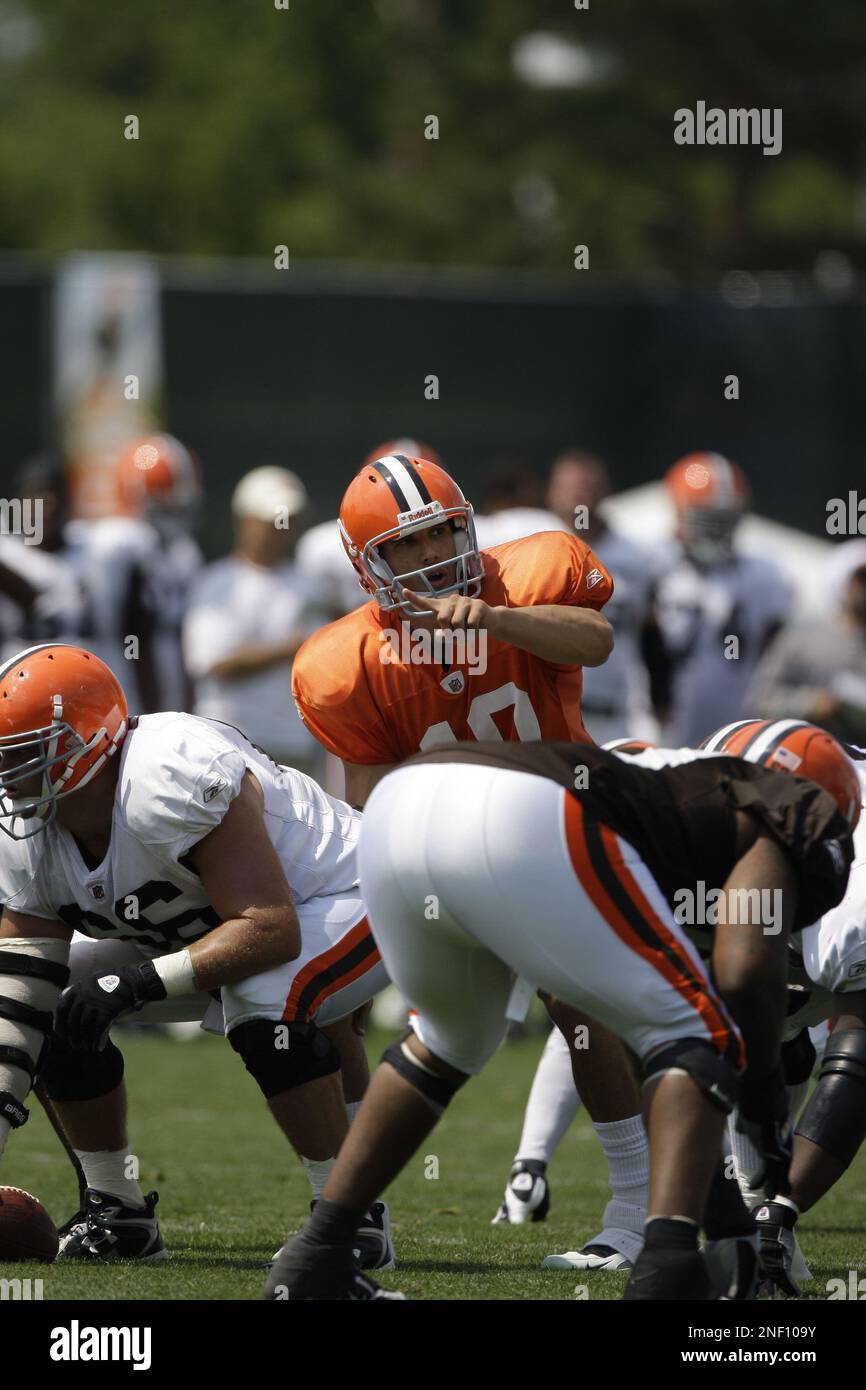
top-left (735, 1066), bottom-right (793, 1200)
top-left (55, 962), bottom-right (167, 1052)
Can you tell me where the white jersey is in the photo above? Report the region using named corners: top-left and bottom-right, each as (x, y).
top-left (654, 547), bottom-right (793, 745)
top-left (68, 516), bottom-right (202, 713)
top-left (295, 519), bottom-right (366, 616)
top-left (473, 508), bottom-right (570, 550)
top-left (580, 528), bottom-right (658, 738)
top-left (0, 713), bottom-right (361, 954)
top-left (796, 762), bottom-right (866, 1000)
top-left (0, 531), bottom-right (94, 662)
top-left (183, 555), bottom-right (320, 760)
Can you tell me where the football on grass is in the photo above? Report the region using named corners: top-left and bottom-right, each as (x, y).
top-left (0, 1187), bottom-right (59, 1262)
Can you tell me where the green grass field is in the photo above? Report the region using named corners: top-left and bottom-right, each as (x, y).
top-left (3, 1026), bottom-right (865, 1301)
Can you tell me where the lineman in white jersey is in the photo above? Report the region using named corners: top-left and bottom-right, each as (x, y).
top-left (0, 645), bottom-right (390, 1266)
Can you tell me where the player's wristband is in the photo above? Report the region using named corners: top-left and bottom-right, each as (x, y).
top-left (152, 949), bottom-right (196, 998)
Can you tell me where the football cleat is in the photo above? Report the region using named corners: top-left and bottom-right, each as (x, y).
top-left (542, 1226), bottom-right (643, 1271)
top-left (702, 1234), bottom-right (760, 1300)
top-left (270, 1200), bottom-right (396, 1273)
top-left (754, 1199), bottom-right (810, 1297)
top-left (264, 1227), bottom-right (404, 1300)
top-left (622, 1247), bottom-right (711, 1300)
top-left (57, 1188), bottom-right (166, 1262)
top-left (491, 1159), bottom-right (550, 1225)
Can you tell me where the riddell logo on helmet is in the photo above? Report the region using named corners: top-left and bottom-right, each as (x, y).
top-left (396, 502), bottom-right (444, 526)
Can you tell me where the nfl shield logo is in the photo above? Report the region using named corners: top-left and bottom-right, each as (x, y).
top-left (440, 671), bottom-right (465, 695)
top-left (90, 884), bottom-right (106, 900)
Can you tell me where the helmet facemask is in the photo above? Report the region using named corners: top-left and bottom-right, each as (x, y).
top-left (342, 508), bottom-right (485, 619)
top-left (679, 505), bottom-right (742, 565)
top-left (0, 698), bottom-right (123, 841)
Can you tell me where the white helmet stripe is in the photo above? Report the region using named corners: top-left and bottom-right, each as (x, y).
top-left (702, 719), bottom-right (756, 752)
top-left (742, 718), bottom-right (810, 763)
top-left (0, 643), bottom-right (77, 685)
top-left (707, 453), bottom-right (736, 505)
top-left (382, 455), bottom-right (428, 512)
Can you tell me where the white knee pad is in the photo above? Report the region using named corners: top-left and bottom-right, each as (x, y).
top-left (0, 938), bottom-right (70, 1153)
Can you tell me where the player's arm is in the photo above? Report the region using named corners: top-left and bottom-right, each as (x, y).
top-left (207, 634), bottom-right (308, 682)
top-left (401, 588), bottom-right (613, 667)
top-left (54, 774), bottom-right (302, 1051)
top-left (342, 761), bottom-right (396, 810)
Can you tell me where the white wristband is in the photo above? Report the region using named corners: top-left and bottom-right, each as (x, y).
top-left (152, 949), bottom-right (196, 998)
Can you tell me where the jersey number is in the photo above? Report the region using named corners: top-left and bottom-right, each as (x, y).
top-left (419, 682), bottom-right (542, 751)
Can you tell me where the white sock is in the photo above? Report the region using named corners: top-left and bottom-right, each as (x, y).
top-left (74, 1148), bottom-right (145, 1209)
top-left (346, 1101), bottom-right (362, 1124)
top-left (301, 1155), bottom-right (335, 1201)
top-left (593, 1114), bottom-right (649, 1231)
top-left (515, 1027), bottom-right (581, 1164)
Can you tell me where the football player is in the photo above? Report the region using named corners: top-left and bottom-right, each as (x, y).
top-left (652, 453), bottom-right (793, 746)
top-left (292, 451), bottom-right (654, 1265)
top-left (0, 644), bottom-right (391, 1265)
top-left (264, 723), bottom-right (858, 1300)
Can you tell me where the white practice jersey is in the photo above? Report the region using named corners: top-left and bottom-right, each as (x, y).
top-left (0, 713), bottom-right (361, 954)
top-left (68, 516), bottom-right (203, 713)
top-left (654, 547), bottom-right (793, 746)
top-left (580, 527), bottom-right (658, 737)
top-left (473, 508), bottom-right (570, 550)
top-left (295, 518), bottom-right (367, 616)
top-left (0, 531), bottom-right (94, 662)
top-left (183, 556), bottom-right (321, 760)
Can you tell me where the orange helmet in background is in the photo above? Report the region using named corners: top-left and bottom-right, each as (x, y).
top-left (0, 645), bottom-right (128, 839)
top-left (117, 433), bottom-right (202, 520)
top-left (339, 452), bottom-right (483, 616)
top-left (362, 438), bottom-right (444, 471)
top-left (701, 718), bottom-right (861, 829)
top-left (665, 452), bottom-right (750, 564)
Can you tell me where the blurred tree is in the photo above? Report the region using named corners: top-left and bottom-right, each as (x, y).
top-left (0, 0), bottom-right (864, 273)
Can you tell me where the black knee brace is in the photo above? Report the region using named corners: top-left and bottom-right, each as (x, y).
top-left (228, 1018), bottom-right (340, 1099)
top-left (380, 1029), bottom-right (462, 1115)
top-left (795, 1028), bottom-right (866, 1167)
top-left (643, 1037), bottom-right (739, 1114)
top-left (40, 1034), bottom-right (125, 1103)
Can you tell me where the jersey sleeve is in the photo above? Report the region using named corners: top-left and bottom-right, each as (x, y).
top-left (124, 725), bottom-right (248, 858)
top-left (494, 532), bottom-right (614, 613)
top-left (292, 626), bottom-right (399, 765)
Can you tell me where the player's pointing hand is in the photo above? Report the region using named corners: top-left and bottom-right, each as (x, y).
top-left (399, 587), bottom-right (497, 633)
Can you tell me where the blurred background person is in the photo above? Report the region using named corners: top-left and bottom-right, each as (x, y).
top-left (0, 454), bottom-right (93, 661)
top-left (749, 542), bottom-right (866, 744)
top-left (183, 465), bottom-right (321, 775)
top-left (545, 449), bottom-right (660, 745)
top-left (473, 464), bottom-right (568, 549)
top-left (70, 433), bottom-right (204, 714)
top-left (650, 452), bottom-right (793, 746)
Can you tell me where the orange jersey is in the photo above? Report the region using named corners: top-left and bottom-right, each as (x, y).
top-left (292, 531), bottom-right (613, 765)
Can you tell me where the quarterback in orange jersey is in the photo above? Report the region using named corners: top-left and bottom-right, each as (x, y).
top-left (292, 452), bottom-right (614, 807)
top-left (293, 451), bottom-right (652, 1271)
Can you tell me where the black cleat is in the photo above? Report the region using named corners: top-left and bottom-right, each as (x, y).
top-left (264, 1228), bottom-right (404, 1300)
top-left (754, 1200), bottom-right (801, 1297)
top-left (622, 1248), bottom-right (711, 1300)
top-left (57, 1188), bottom-right (167, 1262)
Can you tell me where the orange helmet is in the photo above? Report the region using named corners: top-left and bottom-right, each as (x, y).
top-left (700, 718), bottom-right (861, 830)
top-left (117, 433), bottom-right (202, 521)
top-left (362, 438), bottom-right (443, 470)
top-left (339, 453), bottom-right (483, 616)
top-left (665, 453), bottom-right (749, 564)
top-left (0, 645), bottom-right (127, 840)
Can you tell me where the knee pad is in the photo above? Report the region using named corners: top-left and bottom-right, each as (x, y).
top-left (643, 1037), bottom-right (738, 1114)
top-left (40, 1034), bottom-right (125, 1103)
top-left (228, 1018), bottom-right (340, 1099)
top-left (781, 1028), bottom-right (817, 1086)
top-left (0, 940), bottom-right (69, 1138)
top-left (381, 1029), bottom-right (462, 1116)
top-left (795, 1028), bottom-right (866, 1168)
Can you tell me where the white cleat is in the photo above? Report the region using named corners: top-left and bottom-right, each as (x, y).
top-left (491, 1160), bottom-right (550, 1225)
top-left (542, 1226), bottom-right (643, 1271)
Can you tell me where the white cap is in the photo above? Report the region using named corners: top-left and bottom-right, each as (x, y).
top-left (231, 466), bottom-right (308, 522)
